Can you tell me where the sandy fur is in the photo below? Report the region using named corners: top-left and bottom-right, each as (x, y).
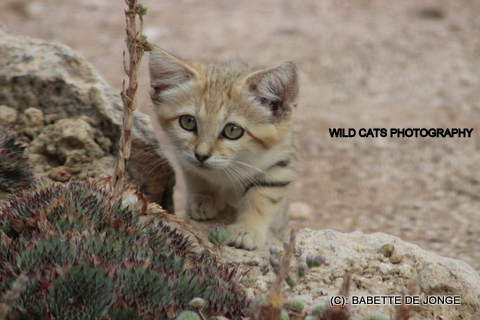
top-left (149, 46), bottom-right (299, 250)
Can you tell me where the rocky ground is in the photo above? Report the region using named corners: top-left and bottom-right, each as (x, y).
top-left (1, 0), bottom-right (479, 275)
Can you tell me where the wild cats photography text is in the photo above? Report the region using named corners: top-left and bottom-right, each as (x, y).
top-left (329, 127), bottom-right (474, 138)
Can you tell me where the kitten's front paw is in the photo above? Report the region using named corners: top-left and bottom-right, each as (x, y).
top-left (188, 194), bottom-right (222, 220)
top-left (227, 224), bottom-right (264, 250)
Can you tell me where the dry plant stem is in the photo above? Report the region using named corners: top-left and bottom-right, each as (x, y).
top-left (275, 229), bottom-right (295, 298)
top-left (250, 230), bottom-right (296, 319)
top-left (393, 281), bottom-right (416, 320)
top-left (198, 310), bottom-right (207, 320)
top-left (113, 0), bottom-right (148, 196)
top-left (113, 1), bottom-right (211, 259)
top-left (324, 273), bottom-right (351, 320)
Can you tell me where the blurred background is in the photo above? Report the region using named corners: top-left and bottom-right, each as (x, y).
top-left (1, 0), bottom-right (480, 271)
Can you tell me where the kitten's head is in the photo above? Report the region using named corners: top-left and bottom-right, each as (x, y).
top-left (149, 46), bottom-right (299, 175)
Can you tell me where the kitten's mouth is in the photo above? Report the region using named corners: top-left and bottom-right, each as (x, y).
top-left (193, 161), bottom-right (211, 169)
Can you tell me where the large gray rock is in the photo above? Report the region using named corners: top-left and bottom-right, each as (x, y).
top-left (218, 228), bottom-right (480, 319)
top-left (0, 27), bottom-right (175, 213)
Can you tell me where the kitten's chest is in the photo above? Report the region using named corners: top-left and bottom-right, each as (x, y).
top-left (221, 187), bottom-right (244, 208)
top-left (200, 171), bottom-right (249, 207)
top-left (207, 175), bottom-right (244, 207)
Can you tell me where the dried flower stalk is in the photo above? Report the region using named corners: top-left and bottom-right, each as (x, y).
top-left (250, 229), bottom-right (296, 319)
top-left (113, 0), bottom-right (152, 196)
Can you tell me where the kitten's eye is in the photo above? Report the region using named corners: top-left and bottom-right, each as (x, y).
top-left (179, 115), bottom-right (197, 131)
top-left (223, 123), bottom-right (244, 140)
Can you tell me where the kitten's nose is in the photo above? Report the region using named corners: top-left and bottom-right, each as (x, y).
top-left (195, 153), bottom-right (210, 163)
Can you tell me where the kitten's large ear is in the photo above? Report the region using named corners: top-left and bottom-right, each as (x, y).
top-left (245, 62), bottom-right (299, 122)
top-left (149, 46), bottom-right (197, 98)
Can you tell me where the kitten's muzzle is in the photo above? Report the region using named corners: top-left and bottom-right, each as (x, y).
top-left (195, 153), bottom-right (211, 163)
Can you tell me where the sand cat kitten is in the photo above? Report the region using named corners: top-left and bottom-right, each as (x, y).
top-left (149, 46), bottom-right (299, 250)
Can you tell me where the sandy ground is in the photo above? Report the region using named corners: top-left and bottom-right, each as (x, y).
top-left (2, 0), bottom-right (480, 272)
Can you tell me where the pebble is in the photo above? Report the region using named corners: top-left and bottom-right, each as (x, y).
top-left (48, 166), bottom-right (80, 182)
top-left (24, 107), bottom-right (45, 127)
top-left (23, 108), bottom-right (45, 138)
top-left (379, 262), bottom-right (393, 274)
top-left (380, 243), bottom-right (394, 258)
top-left (0, 105), bottom-right (18, 124)
top-left (389, 253), bottom-right (404, 264)
top-left (255, 280), bottom-right (268, 292)
top-left (398, 264), bottom-right (412, 278)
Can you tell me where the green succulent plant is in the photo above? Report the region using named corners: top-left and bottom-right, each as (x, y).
top-left (208, 226), bottom-right (230, 247)
top-left (0, 123), bottom-right (33, 192)
top-left (350, 313), bottom-right (365, 320)
top-left (369, 312), bottom-right (389, 320)
top-left (46, 264), bottom-right (114, 319)
top-left (280, 309), bottom-right (290, 320)
top-left (175, 310), bottom-right (201, 320)
top-left (0, 178), bottom-right (250, 319)
top-left (310, 302), bottom-right (327, 317)
top-left (288, 298), bottom-right (305, 313)
top-left (189, 297), bottom-right (206, 309)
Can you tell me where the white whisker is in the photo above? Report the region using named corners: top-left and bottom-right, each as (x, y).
top-left (229, 158), bottom-right (276, 181)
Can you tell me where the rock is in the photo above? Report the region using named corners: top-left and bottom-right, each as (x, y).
top-left (29, 118), bottom-right (105, 166)
top-left (26, 117), bottom-right (116, 182)
top-left (0, 105), bottom-right (18, 124)
top-left (297, 229), bottom-right (480, 318)
top-left (216, 228), bottom-right (480, 319)
top-left (22, 107), bottom-right (45, 138)
top-left (48, 166), bottom-right (80, 182)
top-left (0, 27), bottom-right (175, 213)
top-left (24, 107), bottom-right (44, 127)
top-left (44, 113), bottom-right (61, 125)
